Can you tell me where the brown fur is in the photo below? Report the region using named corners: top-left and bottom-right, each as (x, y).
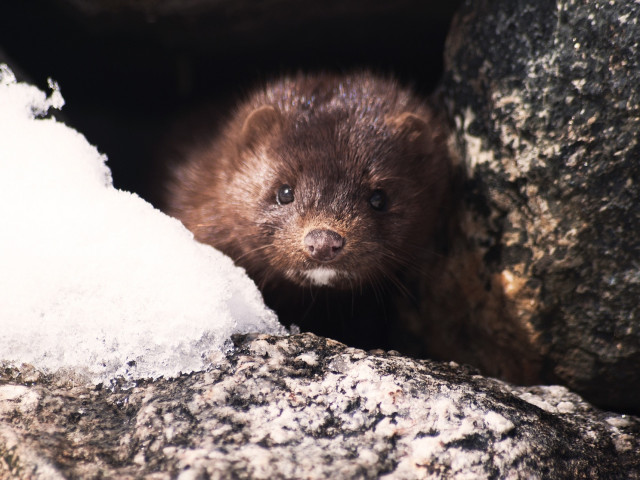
top-left (165, 72), bottom-right (453, 348)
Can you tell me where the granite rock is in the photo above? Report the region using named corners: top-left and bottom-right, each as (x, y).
top-left (1, 334), bottom-right (638, 479)
top-left (416, 0), bottom-right (640, 413)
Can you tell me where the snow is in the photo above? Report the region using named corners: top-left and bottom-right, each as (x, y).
top-left (0, 65), bottom-right (286, 386)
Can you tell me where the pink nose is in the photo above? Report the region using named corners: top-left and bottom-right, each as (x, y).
top-left (304, 229), bottom-right (344, 262)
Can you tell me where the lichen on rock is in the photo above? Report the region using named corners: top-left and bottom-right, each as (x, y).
top-left (1, 334), bottom-right (639, 479)
top-left (430, 0), bottom-right (640, 413)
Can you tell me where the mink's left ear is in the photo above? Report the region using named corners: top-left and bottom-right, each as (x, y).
top-left (386, 112), bottom-right (432, 153)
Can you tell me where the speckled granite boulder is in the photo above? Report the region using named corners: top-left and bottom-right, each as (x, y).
top-left (1, 334), bottom-right (639, 479)
top-left (419, 0), bottom-right (640, 413)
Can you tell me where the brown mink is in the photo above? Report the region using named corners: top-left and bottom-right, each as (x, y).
top-left (165, 72), bottom-right (453, 349)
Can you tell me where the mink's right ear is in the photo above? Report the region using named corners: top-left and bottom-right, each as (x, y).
top-left (240, 105), bottom-right (283, 148)
top-left (385, 111), bottom-right (433, 153)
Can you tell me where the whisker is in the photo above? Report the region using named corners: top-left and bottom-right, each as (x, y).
top-left (254, 222), bottom-right (284, 232)
top-left (233, 244), bottom-right (273, 263)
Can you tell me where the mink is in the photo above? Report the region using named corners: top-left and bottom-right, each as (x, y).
top-left (165, 72), bottom-right (453, 349)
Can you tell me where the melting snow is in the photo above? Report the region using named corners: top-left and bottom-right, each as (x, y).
top-left (0, 65), bottom-right (285, 386)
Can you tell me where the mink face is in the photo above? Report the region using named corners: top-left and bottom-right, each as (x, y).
top-left (167, 73), bottom-right (451, 300)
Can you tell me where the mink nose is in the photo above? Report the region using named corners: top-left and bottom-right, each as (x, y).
top-left (304, 229), bottom-right (344, 262)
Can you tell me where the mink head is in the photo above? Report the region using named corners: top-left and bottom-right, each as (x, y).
top-left (168, 74), bottom-right (451, 291)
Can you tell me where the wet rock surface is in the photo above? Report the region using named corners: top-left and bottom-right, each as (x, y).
top-left (434, 0), bottom-right (640, 412)
top-left (1, 334), bottom-right (639, 479)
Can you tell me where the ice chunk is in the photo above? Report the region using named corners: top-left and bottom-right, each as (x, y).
top-left (0, 64), bottom-right (286, 386)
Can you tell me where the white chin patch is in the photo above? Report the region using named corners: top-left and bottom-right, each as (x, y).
top-left (303, 267), bottom-right (339, 286)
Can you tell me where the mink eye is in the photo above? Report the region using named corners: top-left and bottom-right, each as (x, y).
top-left (276, 184), bottom-right (294, 205)
top-left (369, 189), bottom-right (387, 211)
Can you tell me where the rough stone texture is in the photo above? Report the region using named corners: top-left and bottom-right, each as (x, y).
top-left (1, 334), bottom-right (639, 479)
top-left (425, 0), bottom-right (640, 413)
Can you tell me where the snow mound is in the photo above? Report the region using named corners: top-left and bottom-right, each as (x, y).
top-left (0, 65), bottom-right (286, 386)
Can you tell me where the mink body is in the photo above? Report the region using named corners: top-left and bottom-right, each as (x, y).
top-left (166, 73), bottom-right (452, 349)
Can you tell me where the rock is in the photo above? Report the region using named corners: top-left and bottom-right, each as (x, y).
top-left (1, 334), bottom-right (639, 478)
top-left (414, 0), bottom-right (640, 413)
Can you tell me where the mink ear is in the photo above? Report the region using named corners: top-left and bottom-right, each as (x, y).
top-left (240, 105), bottom-right (283, 148)
top-left (386, 112), bottom-right (431, 152)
